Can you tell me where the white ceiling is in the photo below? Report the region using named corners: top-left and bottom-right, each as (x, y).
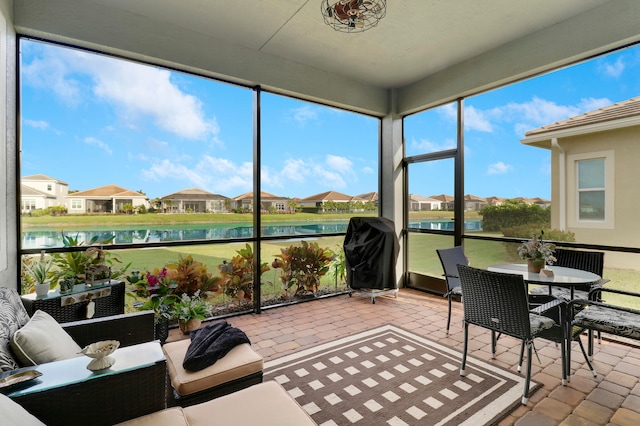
top-left (13, 0), bottom-right (640, 115)
top-left (90, 0), bottom-right (610, 88)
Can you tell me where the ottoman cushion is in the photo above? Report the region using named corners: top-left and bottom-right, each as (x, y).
top-left (163, 339), bottom-right (263, 396)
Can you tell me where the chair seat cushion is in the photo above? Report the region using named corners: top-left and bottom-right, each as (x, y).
top-left (573, 305), bottom-right (640, 340)
top-left (529, 313), bottom-right (555, 335)
top-left (163, 339), bottom-right (263, 396)
top-left (10, 310), bottom-right (82, 366)
top-left (529, 285), bottom-right (588, 301)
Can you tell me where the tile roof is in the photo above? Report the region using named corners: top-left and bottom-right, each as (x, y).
top-left (429, 194), bottom-right (455, 203)
top-left (161, 188), bottom-right (229, 200)
top-left (68, 184), bottom-right (146, 198)
top-left (300, 191), bottom-right (364, 202)
top-left (356, 192), bottom-right (378, 202)
top-left (22, 174), bottom-right (68, 185)
top-left (233, 191), bottom-right (286, 200)
top-left (526, 97), bottom-right (640, 136)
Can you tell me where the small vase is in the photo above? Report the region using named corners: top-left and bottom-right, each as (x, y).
top-left (527, 259), bottom-right (545, 273)
top-left (179, 318), bottom-right (202, 334)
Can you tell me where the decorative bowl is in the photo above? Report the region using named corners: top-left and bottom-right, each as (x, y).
top-left (79, 340), bottom-right (120, 371)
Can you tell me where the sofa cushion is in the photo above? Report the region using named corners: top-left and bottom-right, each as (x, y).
top-left (10, 310), bottom-right (82, 366)
top-left (114, 407), bottom-right (188, 426)
top-left (0, 393), bottom-right (46, 425)
top-left (184, 381), bottom-right (316, 425)
top-left (0, 287), bottom-right (31, 371)
top-left (163, 339), bottom-right (263, 396)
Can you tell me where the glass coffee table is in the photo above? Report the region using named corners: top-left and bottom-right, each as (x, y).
top-left (1, 341), bottom-right (167, 426)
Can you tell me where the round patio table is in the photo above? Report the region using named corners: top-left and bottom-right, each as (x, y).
top-left (488, 264), bottom-right (600, 300)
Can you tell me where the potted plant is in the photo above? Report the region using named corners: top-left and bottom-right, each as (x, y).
top-left (172, 290), bottom-right (210, 334)
top-left (25, 256), bottom-right (53, 297)
top-left (59, 271), bottom-right (76, 294)
top-left (517, 231), bottom-right (557, 273)
top-left (127, 268), bottom-right (178, 344)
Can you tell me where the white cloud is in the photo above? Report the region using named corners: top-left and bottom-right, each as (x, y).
top-left (326, 155), bottom-right (353, 174)
top-left (487, 161), bottom-right (513, 175)
top-left (291, 105), bottom-right (319, 126)
top-left (141, 156), bottom-right (253, 194)
top-left (84, 136), bottom-right (112, 155)
top-left (464, 105), bottom-right (493, 132)
top-left (313, 164), bottom-right (346, 188)
top-left (281, 158), bottom-right (310, 182)
top-left (23, 44), bottom-right (220, 142)
top-left (22, 55), bottom-right (82, 106)
top-left (468, 96), bottom-right (613, 137)
top-left (600, 57), bottom-right (625, 78)
top-left (24, 119), bottom-right (49, 130)
top-left (410, 137), bottom-right (455, 152)
top-left (361, 166), bottom-right (374, 174)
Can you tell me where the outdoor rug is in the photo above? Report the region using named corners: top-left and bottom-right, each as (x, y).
top-left (264, 324), bottom-right (540, 426)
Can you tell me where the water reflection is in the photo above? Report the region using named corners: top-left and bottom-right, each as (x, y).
top-left (22, 219), bottom-right (482, 249)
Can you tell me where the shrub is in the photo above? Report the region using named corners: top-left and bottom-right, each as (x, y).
top-left (273, 241), bottom-right (335, 296)
top-left (214, 244), bottom-right (270, 301)
top-left (479, 200), bottom-right (550, 232)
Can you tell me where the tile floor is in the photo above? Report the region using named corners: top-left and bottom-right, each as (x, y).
top-left (167, 288), bottom-right (640, 425)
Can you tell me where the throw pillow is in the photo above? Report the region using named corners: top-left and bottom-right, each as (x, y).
top-left (0, 287), bottom-right (31, 371)
top-left (10, 310), bottom-right (82, 366)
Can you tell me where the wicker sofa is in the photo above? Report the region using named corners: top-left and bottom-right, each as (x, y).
top-left (1, 380), bottom-right (317, 425)
top-left (0, 287), bottom-right (161, 425)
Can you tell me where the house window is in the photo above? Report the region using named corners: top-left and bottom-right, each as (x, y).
top-left (568, 150), bottom-right (614, 229)
top-left (71, 199), bottom-right (82, 209)
top-left (47, 184), bottom-right (52, 191)
top-left (22, 199), bottom-right (36, 211)
top-left (577, 159), bottom-right (605, 220)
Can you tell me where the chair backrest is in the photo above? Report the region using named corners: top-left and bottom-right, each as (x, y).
top-left (554, 248), bottom-right (604, 277)
top-left (436, 246), bottom-right (469, 291)
top-left (457, 264), bottom-right (532, 340)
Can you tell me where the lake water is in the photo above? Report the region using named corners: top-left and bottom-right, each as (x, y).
top-left (21, 219), bottom-right (482, 249)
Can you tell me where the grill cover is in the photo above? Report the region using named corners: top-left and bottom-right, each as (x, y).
top-left (343, 217), bottom-right (399, 290)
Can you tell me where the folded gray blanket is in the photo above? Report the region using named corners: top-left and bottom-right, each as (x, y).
top-left (183, 321), bottom-right (250, 371)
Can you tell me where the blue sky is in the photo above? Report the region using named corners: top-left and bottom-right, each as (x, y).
top-left (20, 39), bottom-right (640, 201)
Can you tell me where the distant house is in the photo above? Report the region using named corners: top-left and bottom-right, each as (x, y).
top-left (521, 96), bottom-right (640, 267)
top-left (512, 197), bottom-right (551, 209)
top-left (464, 194), bottom-right (486, 211)
top-left (21, 174), bottom-right (68, 212)
top-left (233, 191), bottom-right (291, 212)
top-left (299, 191), bottom-right (365, 212)
top-left (485, 196), bottom-right (505, 207)
top-left (408, 194), bottom-right (441, 211)
top-left (67, 184), bottom-right (148, 213)
top-left (356, 192), bottom-right (378, 206)
top-left (160, 188), bottom-right (230, 213)
top-left (429, 194), bottom-right (455, 211)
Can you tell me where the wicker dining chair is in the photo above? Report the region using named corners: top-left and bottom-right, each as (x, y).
top-left (457, 265), bottom-right (566, 405)
top-left (436, 247), bottom-right (468, 334)
top-left (529, 248), bottom-right (608, 354)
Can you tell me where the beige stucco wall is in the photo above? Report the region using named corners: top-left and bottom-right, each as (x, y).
top-left (551, 125), bottom-right (640, 269)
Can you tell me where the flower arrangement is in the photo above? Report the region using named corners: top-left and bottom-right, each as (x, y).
top-left (172, 290), bottom-right (210, 322)
top-left (517, 231), bottom-right (557, 268)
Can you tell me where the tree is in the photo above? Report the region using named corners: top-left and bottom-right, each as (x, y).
top-left (164, 199), bottom-right (174, 213)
